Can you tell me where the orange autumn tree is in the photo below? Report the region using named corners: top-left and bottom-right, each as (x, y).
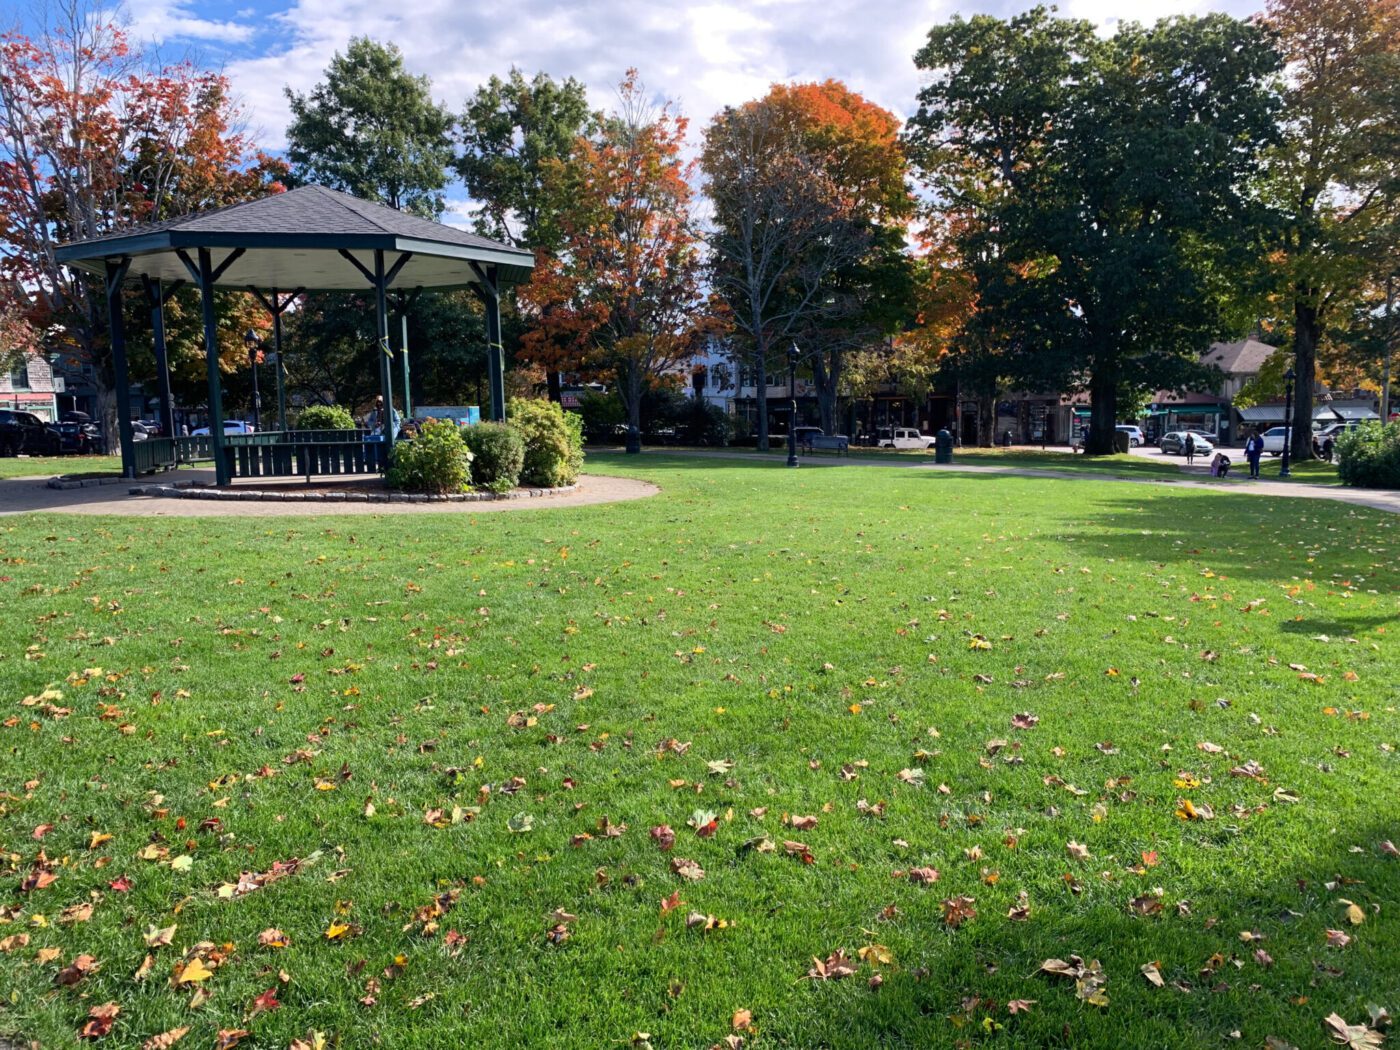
top-left (703, 80), bottom-right (912, 443)
top-left (520, 72), bottom-right (710, 452)
top-left (0, 0), bottom-right (285, 442)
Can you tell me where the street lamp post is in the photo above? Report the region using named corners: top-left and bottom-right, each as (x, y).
top-left (787, 342), bottom-right (800, 468)
top-left (1280, 366), bottom-right (1295, 479)
top-left (243, 329), bottom-right (262, 432)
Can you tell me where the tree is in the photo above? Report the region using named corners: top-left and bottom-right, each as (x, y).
top-left (457, 69), bottom-right (595, 252)
top-left (908, 9), bottom-right (1281, 454)
top-left (1261, 0), bottom-right (1400, 461)
top-left (519, 72), bottom-right (710, 452)
top-left (458, 69), bottom-right (595, 401)
top-left (0, 0), bottom-right (285, 443)
top-left (702, 81), bottom-right (912, 447)
top-left (285, 38), bottom-right (453, 218)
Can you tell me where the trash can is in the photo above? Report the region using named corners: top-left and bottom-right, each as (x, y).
top-left (1112, 431), bottom-right (1130, 454)
top-left (935, 428), bottom-right (954, 464)
top-left (1002, 430), bottom-right (1013, 448)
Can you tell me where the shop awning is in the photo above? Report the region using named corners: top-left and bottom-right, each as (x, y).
top-left (1332, 405), bottom-right (1379, 420)
top-left (1162, 404), bottom-right (1225, 415)
top-left (1237, 405), bottom-right (1285, 422)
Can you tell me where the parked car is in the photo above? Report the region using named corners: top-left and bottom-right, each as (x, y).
top-left (191, 420), bottom-right (257, 436)
top-left (138, 418), bottom-right (165, 437)
top-left (878, 426), bottom-right (936, 450)
top-left (1115, 425), bottom-right (1145, 447)
top-left (1315, 421), bottom-right (1361, 441)
top-left (1160, 430), bottom-right (1216, 456)
top-left (1259, 426), bottom-right (1291, 455)
top-left (52, 421), bottom-right (99, 454)
top-left (0, 409), bottom-right (61, 456)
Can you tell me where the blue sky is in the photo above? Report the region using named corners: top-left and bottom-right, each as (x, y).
top-left (94, 0), bottom-right (1262, 228)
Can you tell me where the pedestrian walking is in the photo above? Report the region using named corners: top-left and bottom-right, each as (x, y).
top-left (1184, 432), bottom-right (1196, 466)
top-left (1244, 430), bottom-right (1263, 479)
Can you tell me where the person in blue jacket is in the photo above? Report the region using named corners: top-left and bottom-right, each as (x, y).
top-left (1244, 429), bottom-right (1264, 479)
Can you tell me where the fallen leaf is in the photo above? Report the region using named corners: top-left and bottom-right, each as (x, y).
top-left (79, 1002), bottom-right (120, 1039)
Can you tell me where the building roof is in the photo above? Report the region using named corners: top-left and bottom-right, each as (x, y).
top-left (54, 184), bottom-right (534, 291)
top-left (1201, 338), bottom-right (1276, 375)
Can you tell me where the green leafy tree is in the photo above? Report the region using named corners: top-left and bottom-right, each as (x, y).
top-left (285, 38), bottom-right (453, 218)
top-left (457, 69), bottom-right (594, 251)
top-left (1261, 0), bottom-right (1400, 461)
top-left (908, 9), bottom-right (1281, 454)
top-left (457, 69), bottom-right (595, 401)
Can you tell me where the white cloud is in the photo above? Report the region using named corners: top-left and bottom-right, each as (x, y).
top-left (122, 0), bottom-right (256, 44)
top-left (125, 0), bottom-right (1263, 155)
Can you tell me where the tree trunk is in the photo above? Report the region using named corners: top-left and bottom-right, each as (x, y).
top-left (1291, 298), bottom-right (1319, 461)
top-left (546, 370), bottom-right (563, 403)
top-left (623, 365), bottom-right (643, 454)
top-left (1087, 370), bottom-right (1117, 455)
top-left (977, 392), bottom-right (996, 447)
top-left (755, 351), bottom-right (769, 452)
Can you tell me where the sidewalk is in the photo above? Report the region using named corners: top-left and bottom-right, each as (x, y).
top-left (627, 447), bottom-right (1400, 516)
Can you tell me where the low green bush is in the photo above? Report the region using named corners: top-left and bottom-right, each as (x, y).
top-left (387, 417), bottom-right (473, 494)
top-left (1336, 420), bottom-right (1400, 489)
top-left (295, 404), bottom-right (356, 431)
top-left (508, 398), bottom-right (585, 487)
top-left (462, 422), bottom-right (525, 493)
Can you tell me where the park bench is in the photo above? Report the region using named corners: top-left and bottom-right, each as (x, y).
top-left (803, 434), bottom-right (849, 456)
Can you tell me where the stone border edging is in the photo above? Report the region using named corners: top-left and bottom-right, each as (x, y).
top-left (48, 474), bottom-right (128, 490)
top-left (126, 481), bottom-right (581, 503)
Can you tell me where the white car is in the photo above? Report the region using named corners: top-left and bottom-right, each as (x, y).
top-left (1116, 425), bottom-right (1144, 447)
top-left (191, 420), bottom-right (257, 436)
top-left (878, 426), bottom-right (936, 450)
top-left (1259, 426), bottom-right (1291, 455)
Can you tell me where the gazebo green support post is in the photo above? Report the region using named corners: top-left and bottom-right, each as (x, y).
top-left (373, 251), bottom-right (396, 456)
top-left (177, 246), bottom-right (245, 486)
top-left (400, 309), bottom-right (411, 420)
top-left (250, 287), bottom-right (302, 432)
top-left (139, 275), bottom-right (181, 439)
top-left (469, 262), bottom-right (505, 422)
top-left (104, 258), bottom-right (135, 478)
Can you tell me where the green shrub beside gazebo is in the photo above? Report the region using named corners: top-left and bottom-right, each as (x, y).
top-left (55, 185), bottom-right (533, 485)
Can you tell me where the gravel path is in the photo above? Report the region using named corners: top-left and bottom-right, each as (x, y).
top-left (0, 471), bottom-right (657, 518)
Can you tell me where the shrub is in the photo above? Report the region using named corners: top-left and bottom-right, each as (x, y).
top-left (1336, 420), bottom-right (1400, 489)
top-left (508, 397), bottom-right (585, 487)
top-left (387, 417), bottom-right (473, 494)
top-left (295, 404), bottom-right (356, 431)
top-left (462, 422), bottom-right (525, 493)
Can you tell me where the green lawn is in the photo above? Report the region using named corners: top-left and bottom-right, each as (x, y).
top-left (1, 454), bottom-right (1395, 1049)
top-left (0, 454), bottom-right (119, 479)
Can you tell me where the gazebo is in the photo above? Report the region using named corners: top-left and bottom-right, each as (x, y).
top-left (56, 184), bottom-right (534, 485)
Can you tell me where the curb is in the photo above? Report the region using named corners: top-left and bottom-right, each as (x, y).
top-left (47, 475), bottom-right (127, 490)
top-left (126, 482), bottom-right (581, 503)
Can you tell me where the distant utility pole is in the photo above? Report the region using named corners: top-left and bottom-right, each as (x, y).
top-left (1385, 272), bottom-right (1395, 423)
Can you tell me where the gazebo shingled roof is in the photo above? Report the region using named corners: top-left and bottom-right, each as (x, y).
top-left (55, 185), bottom-right (532, 485)
top-left (56, 183), bottom-right (534, 290)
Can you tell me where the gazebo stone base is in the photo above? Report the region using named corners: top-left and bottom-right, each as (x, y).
top-left (127, 482), bottom-right (580, 503)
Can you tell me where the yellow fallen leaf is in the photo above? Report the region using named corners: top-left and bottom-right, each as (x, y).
top-left (175, 957), bottom-right (212, 985)
top-left (324, 921), bottom-right (351, 940)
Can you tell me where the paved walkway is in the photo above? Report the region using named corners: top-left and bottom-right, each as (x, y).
top-left (630, 448), bottom-right (1400, 515)
top-left (0, 470), bottom-right (657, 518)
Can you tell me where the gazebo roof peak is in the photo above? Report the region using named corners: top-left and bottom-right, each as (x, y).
top-left (55, 184), bottom-right (533, 292)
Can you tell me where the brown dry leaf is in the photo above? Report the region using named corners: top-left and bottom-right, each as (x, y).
top-left (671, 857), bottom-right (705, 881)
top-left (1141, 962), bottom-right (1165, 987)
top-left (908, 866), bottom-right (940, 884)
top-left (56, 953), bottom-right (100, 986)
top-left (731, 1009), bottom-right (752, 1031)
top-left (940, 895), bottom-right (977, 928)
top-left (806, 949), bottom-right (857, 980)
top-left (213, 1031), bottom-right (249, 1050)
top-left (1325, 929), bottom-right (1352, 949)
top-left (142, 1027), bottom-right (190, 1050)
top-left (78, 1002), bottom-right (120, 1039)
top-left (789, 814), bottom-right (818, 831)
top-left (1066, 840), bottom-right (1090, 861)
top-left (1007, 999), bottom-right (1036, 1014)
top-left (0, 934), bottom-right (30, 953)
top-left (1322, 1013), bottom-right (1384, 1049)
top-left (257, 928), bottom-right (289, 949)
top-left (143, 924), bottom-right (176, 949)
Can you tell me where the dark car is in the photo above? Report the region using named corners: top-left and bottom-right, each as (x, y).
top-left (0, 409), bottom-right (62, 456)
top-left (52, 421), bottom-right (98, 454)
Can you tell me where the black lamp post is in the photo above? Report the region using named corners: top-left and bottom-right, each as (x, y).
top-left (243, 329), bottom-right (262, 432)
top-left (1280, 366), bottom-right (1295, 479)
top-left (787, 342), bottom-right (800, 468)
